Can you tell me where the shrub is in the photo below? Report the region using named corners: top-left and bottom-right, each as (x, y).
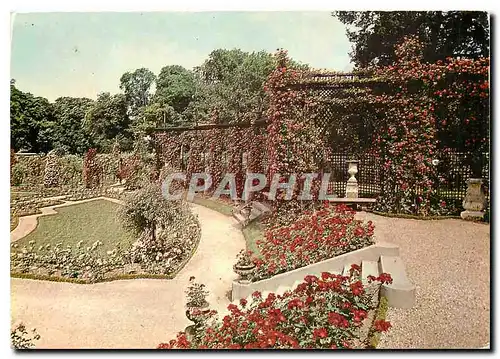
top-left (158, 267), bottom-right (392, 349)
top-left (252, 203), bottom-right (375, 281)
top-left (11, 164), bottom-right (25, 186)
top-left (43, 150), bottom-right (60, 188)
top-left (119, 183), bottom-right (201, 275)
top-left (83, 148), bottom-right (102, 189)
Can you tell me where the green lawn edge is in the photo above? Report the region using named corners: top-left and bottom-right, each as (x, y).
top-left (366, 296), bottom-right (389, 349)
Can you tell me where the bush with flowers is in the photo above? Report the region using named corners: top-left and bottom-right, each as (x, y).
top-left (158, 266), bottom-right (392, 349)
top-left (251, 203), bottom-right (374, 281)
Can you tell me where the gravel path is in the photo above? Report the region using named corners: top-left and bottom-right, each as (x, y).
top-left (11, 203), bottom-right (245, 349)
top-left (356, 212), bottom-right (490, 349)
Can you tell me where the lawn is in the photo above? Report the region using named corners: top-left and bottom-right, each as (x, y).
top-left (14, 199), bottom-right (135, 256)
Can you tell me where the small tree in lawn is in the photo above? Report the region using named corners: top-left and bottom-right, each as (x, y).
top-left (120, 183), bottom-right (182, 243)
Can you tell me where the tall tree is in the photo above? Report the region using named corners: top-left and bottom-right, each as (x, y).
top-left (119, 68), bottom-right (156, 118)
top-left (191, 49), bottom-right (307, 124)
top-left (10, 82), bottom-right (55, 153)
top-left (84, 92), bottom-right (131, 151)
top-left (334, 11), bottom-right (490, 68)
top-left (155, 65), bottom-right (196, 115)
top-left (52, 97), bottom-right (94, 154)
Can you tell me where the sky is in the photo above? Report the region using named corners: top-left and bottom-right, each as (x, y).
top-left (10, 12), bottom-right (354, 102)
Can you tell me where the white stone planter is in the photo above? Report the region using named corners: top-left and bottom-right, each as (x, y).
top-left (232, 242), bottom-right (399, 301)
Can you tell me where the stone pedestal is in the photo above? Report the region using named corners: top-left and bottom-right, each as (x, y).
top-left (345, 160), bottom-right (359, 199)
top-left (461, 178), bottom-right (487, 220)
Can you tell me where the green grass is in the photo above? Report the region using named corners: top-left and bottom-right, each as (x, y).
top-left (368, 296), bottom-right (389, 349)
top-left (242, 220), bottom-right (264, 258)
top-left (15, 199), bottom-right (135, 255)
top-left (192, 196), bottom-right (234, 216)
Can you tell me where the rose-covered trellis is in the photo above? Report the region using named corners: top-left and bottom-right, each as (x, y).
top-left (370, 36), bottom-right (489, 215)
top-left (151, 43), bottom-right (488, 217)
top-left (153, 115), bottom-right (266, 200)
top-left (264, 43), bottom-right (489, 217)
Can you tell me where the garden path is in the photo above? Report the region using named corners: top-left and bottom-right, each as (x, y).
top-left (11, 201), bottom-right (245, 348)
top-left (356, 212), bottom-right (490, 349)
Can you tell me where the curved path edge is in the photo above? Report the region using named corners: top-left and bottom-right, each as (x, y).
top-left (11, 196), bottom-right (124, 243)
top-left (11, 202), bottom-right (246, 348)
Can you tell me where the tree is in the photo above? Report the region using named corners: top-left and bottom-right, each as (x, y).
top-left (52, 97), bottom-right (94, 154)
top-left (10, 82), bottom-right (55, 153)
top-left (191, 49), bottom-right (308, 124)
top-left (334, 11), bottom-right (490, 68)
top-left (119, 68), bottom-right (156, 118)
top-left (155, 65), bottom-right (196, 115)
top-left (84, 92), bottom-right (132, 151)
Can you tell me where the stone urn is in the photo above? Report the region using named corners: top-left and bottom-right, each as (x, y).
top-left (461, 178), bottom-right (487, 220)
top-left (186, 303), bottom-right (210, 325)
top-left (185, 303), bottom-right (210, 342)
top-left (233, 261), bottom-right (256, 284)
top-left (241, 205), bottom-right (252, 222)
top-left (345, 160), bottom-right (359, 198)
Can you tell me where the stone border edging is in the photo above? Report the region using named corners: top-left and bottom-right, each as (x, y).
top-left (371, 211), bottom-right (462, 221)
top-left (232, 242), bottom-right (400, 301)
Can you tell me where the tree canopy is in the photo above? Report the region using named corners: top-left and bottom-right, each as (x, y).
top-left (11, 47), bottom-right (309, 153)
top-left (334, 11), bottom-right (489, 68)
top-left (119, 68), bottom-right (156, 118)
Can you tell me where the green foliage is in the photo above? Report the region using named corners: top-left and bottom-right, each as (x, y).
top-left (120, 68), bottom-right (156, 118)
top-left (10, 83), bottom-right (55, 153)
top-left (11, 323), bottom-right (41, 349)
top-left (191, 49), bottom-right (285, 124)
top-left (156, 65), bottom-right (196, 115)
top-left (51, 97), bottom-right (94, 154)
top-left (11, 155), bottom-right (46, 187)
top-left (334, 11), bottom-right (489, 68)
top-left (84, 92), bottom-right (132, 151)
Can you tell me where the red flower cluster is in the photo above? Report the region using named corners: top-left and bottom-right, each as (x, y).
top-left (374, 319), bottom-right (392, 332)
top-left (158, 268), bottom-right (391, 349)
top-left (253, 203), bottom-right (375, 281)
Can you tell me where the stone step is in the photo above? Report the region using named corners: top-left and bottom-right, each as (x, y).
top-left (379, 255), bottom-right (416, 308)
top-left (342, 264), bottom-right (351, 276)
top-left (361, 260), bottom-right (379, 284)
top-left (232, 212), bottom-right (246, 224)
top-left (252, 201), bottom-right (272, 213)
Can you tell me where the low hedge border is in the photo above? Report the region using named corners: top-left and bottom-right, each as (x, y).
top-left (10, 272), bottom-right (175, 284)
top-left (371, 211), bottom-right (462, 221)
top-left (366, 296), bottom-right (389, 349)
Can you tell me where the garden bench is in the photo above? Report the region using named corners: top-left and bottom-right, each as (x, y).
top-left (327, 197), bottom-right (377, 211)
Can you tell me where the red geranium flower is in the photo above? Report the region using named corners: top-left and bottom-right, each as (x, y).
top-left (313, 328), bottom-right (328, 339)
top-left (374, 319), bottom-right (392, 332)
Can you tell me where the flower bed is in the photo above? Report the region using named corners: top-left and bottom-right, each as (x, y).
top-left (252, 203), bottom-right (374, 281)
top-left (158, 267), bottom-right (392, 349)
top-left (10, 191), bottom-right (202, 283)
